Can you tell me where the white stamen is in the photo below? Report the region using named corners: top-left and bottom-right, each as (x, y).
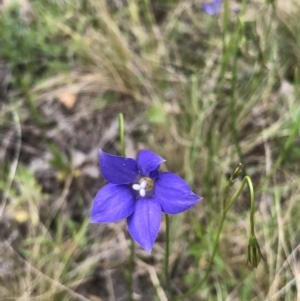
top-left (133, 178), bottom-right (153, 198)
top-left (140, 188), bottom-right (146, 197)
top-left (132, 184), bottom-right (140, 190)
top-left (140, 180), bottom-right (147, 189)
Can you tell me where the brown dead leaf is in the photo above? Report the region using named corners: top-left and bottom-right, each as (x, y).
top-left (57, 92), bottom-right (77, 109)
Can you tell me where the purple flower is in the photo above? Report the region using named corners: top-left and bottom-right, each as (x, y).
top-left (91, 150), bottom-right (202, 252)
top-left (202, 0), bottom-right (222, 15)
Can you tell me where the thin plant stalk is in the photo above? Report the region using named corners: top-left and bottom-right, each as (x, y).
top-left (128, 239), bottom-right (135, 301)
top-left (164, 214), bottom-right (170, 296)
top-left (118, 113), bottom-right (135, 301)
top-left (229, 28), bottom-right (245, 172)
top-left (174, 175), bottom-right (255, 300)
top-left (119, 113), bottom-right (125, 157)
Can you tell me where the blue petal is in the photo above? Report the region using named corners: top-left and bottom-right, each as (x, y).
top-left (127, 198), bottom-right (162, 252)
top-left (202, 0), bottom-right (222, 15)
top-left (137, 150), bottom-right (165, 178)
top-left (100, 150), bottom-right (138, 184)
top-left (155, 172), bottom-right (202, 214)
top-left (91, 184), bottom-right (136, 223)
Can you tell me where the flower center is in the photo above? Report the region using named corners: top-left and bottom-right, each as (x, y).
top-left (132, 177), bottom-right (154, 197)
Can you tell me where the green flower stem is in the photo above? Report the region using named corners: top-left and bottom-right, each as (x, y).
top-left (118, 113), bottom-right (135, 301)
top-left (175, 175), bottom-right (255, 300)
top-left (164, 214), bottom-right (171, 296)
top-left (222, 163), bottom-right (243, 209)
top-left (128, 239), bottom-right (135, 301)
top-left (118, 113), bottom-right (125, 157)
top-left (224, 176), bottom-right (254, 233)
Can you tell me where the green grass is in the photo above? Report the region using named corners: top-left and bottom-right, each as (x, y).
top-left (1, 0), bottom-right (300, 300)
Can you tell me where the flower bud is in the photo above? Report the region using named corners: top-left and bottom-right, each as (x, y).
top-left (231, 163), bottom-right (243, 181)
top-left (246, 235), bottom-right (264, 269)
